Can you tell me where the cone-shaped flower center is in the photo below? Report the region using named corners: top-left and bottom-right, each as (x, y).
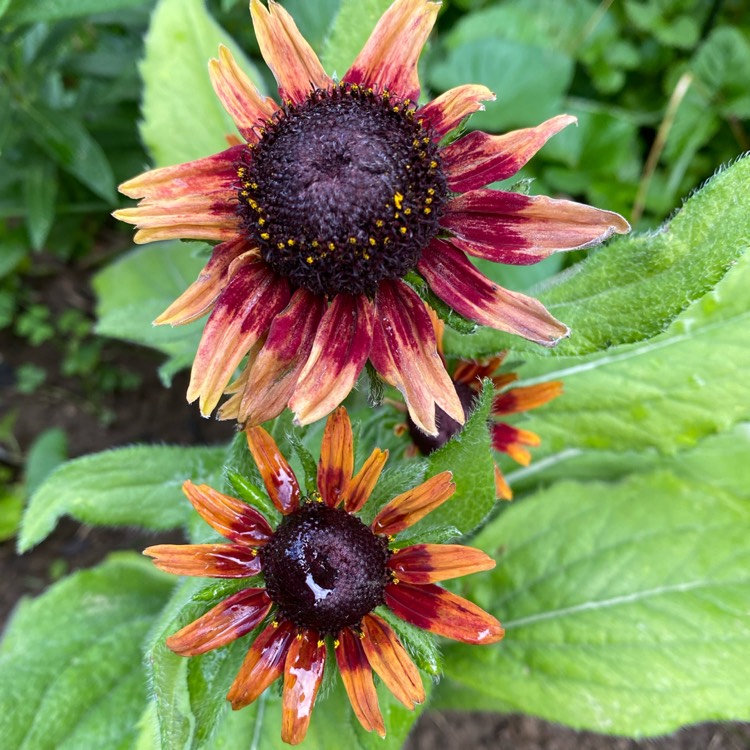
top-left (236, 84), bottom-right (446, 296)
top-left (409, 379), bottom-right (477, 454)
top-left (261, 503), bottom-right (390, 632)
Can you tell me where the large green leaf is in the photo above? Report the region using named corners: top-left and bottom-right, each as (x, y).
top-left (19, 444), bottom-right (225, 552)
top-left (3, 0), bottom-right (149, 22)
top-left (0, 553), bottom-right (173, 750)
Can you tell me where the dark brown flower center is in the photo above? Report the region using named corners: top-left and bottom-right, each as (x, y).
top-left (408, 379), bottom-right (477, 454)
top-left (236, 83), bottom-right (446, 296)
top-left (261, 503), bottom-right (390, 633)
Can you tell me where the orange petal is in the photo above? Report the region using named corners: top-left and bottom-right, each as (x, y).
top-left (491, 423), bottom-right (540, 465)
top-left (417, 84), bottom-right (495, 139)
top-left (166, 588), bottom-right (271, 656)
top-left (228, 620), bottom-right (296, 709)
top-left (370, 471), bottom-right (454, 536)
top-left (494, 381), bottom-right (563, 415)
top-left (246, 425), bottom-right (301, 515)
top-left (360, 614), bottom-right (425, 709)
top-left (281, 630), bottom-right (327, 745)
top-left (385, 582), bottom-right (504, 644)
top-left (182, 480), bottom-right (274, 545)
top-left (317, 407), bottom-right (354, 508)
top-left (209, 44), bottom-right (279, 141)
top-left (144, 543), bottom-right (262, 578)
top-left (345, 448), bottom-right (389, 513)
top-left (388, 543), bottom-right (495, 584)
top-left (494, 463), bottom-right (513, 501)
top-left (250, 0), bottom-right (330, 104)
top-left (335, 628), bottom-right (385, 737)
top-left (451, 354), bottom-right (505, 386)
top-left (344, 0), bottom-right (440, 103)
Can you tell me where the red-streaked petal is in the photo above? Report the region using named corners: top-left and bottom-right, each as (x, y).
top-left (289, 294), bottom-right (375, 426)
top-left (417, 84), bottom-right (495, 140)
top-left (441, 114), bottom-right (576, 192)
top-left (345, 448), bottom-right (389, 513)
top-left (494, 381), bottom-right (563, 415)
top-left (187, 259), bottom-right (290, 416)
top-left (344, 0), bottom-right (440, 103)
top-left (281, 629), bottom-right (327, 745)
top-left (491, 423), bottom-right (540, 465)
top-left (442, 189), bottom-right (631, 264)
top-left (370, 471), bottom-right (454, 536)
top-left (385, 582), bottom-right (504, 644)
top-left (451, 354), bottom-right (505, 386)
top-left (144, 543), bottom-right (262, 578)
top-left (419, 240), bottom-right (569, 347)
top-left (360, 614), bottom-right (425, 709)
top-left (227, 620), bottom-right (296, 709)
top-left (250, 0), bottom-right (330, 104)
top-left (246, 426), bottom-right (301, 514)
top-left (182, 480), bottom-right (274, 546)
top-left (166, 588), bottom-right (272, 656)
top-left (318, 407), bottom-right (354, 508)
top-left (494, 462), bottom-right (513, 501)
top-left (371, 280), bottom-right (463, 436)
top-left (335, 628), bottom-right (385, 737)
top-left (223, 288), bottom-right (326, 426)
top-left (388, 544), bottom-right (495, 584)
top-left (209, 44), bottom-right (279, 141)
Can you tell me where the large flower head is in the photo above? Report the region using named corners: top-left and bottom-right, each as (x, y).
top-left (145, 408), bottom-right (503, 744)
top-left (115, 0), bottom-right (629, 435)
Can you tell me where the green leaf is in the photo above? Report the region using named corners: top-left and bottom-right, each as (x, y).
top-left (0, 235), bottom-right (26, 279)
top-left (23, 159), bottom-right (57, 251)
top-left (24, 426), bottom-right (68, 498)
top-left (0, 489), bottom-right (23, 542)
top-left (19, 444), bottom-right (225, 553)
top-left (282, 0), bottom-right (341, 52)
top-left (0, 553), bottom-right (173, 750)
top-left (139, 0), bottom-right (265, 167)
top-left (4, 0), bottom-right (149, 23)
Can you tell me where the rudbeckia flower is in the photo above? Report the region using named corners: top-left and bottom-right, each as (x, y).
top-left (145, 408), bottom-right (503, 744)
top-left (115, 0), bottom-right (628, 435)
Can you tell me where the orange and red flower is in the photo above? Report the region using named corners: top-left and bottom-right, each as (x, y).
top-left (115, 0), bottom-right (628, 435)
top-left (145, 407), bottom-right (502, 745)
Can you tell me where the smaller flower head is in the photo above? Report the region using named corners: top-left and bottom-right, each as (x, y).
top-left (145, 407), bottom-right (502, 745)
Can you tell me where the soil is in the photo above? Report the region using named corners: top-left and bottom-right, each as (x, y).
top-left (2, 259), bottom-right (749, 750)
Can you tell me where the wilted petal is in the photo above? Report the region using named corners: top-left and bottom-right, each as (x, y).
top-left (166, 588), bottom-right (271, 656)
top-left (345, 448), bottom-right (389, 513)
top-left (281, 630), bottom-right (326, 745)
top-left (388, 544), bottom-right (495, 584)
top-left (144, 543), bottom-right (262, 578)
top-left (491, 422), bottom-right (540, 465)
top-left (318, 407), bottom-right (354, 508)
top-left (493, 381), bottom-right (563, 415)
top-left (385, 582), bottom-right (504, 644)
top-left (246, 426), bottom-right (301, 514)
top-left (417, 84), bottom-right (495, 140)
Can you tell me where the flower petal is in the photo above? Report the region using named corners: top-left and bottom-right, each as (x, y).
top-left (228, 620), bottom-right (296, 709)
top-left (209, 44), bottom-right (279, 141)
top-left (289, 294), bottom-right (375, 426)
top-left (494, 380), bottom-right (563, 415)
top-left (417, 84), bottom-right (495, 140)
top-left (344, 0), bottom-right (440, 103)
top-left (419, 239), bottom-right (569, 347)
top-left (360, 614), bottom-right (425, 709)
top-left (335, 628), bottom-right (385, 737)
top-left (491, 423), bottom-right (540, 465)
top-left (281, 629), bottom-right (327, 745)
top-left (388, 543), bottom-right (495, 584)
top-left (452, 354), bottom-right (505, 386)
top-left (370, 280), bottom-right (463, 436)
top-left (442, 189), bottom-right (631, 264)
top-left (494, 462), bottom-right (513, 501)
top-left (187, 258), bottom-right (290, 416)
top-left (144, 543), bottom-right (262, 578)
top-left (370, 471), bottom-right (454, 536)
top-left (250, 0), bottom-right (330, 104)
top-left (385, 582), bottom-right (504, 644)
top-left (345, 448), bottom-right (389, 514)
top-left (317, 407), bottom-right (354, 508)
top-left (441, 114), bottom-right (576, 192)
top-left (182, 480), bottom-right (274, 546)
top-left (166, 588), bottom-right (272, 656)
top-left (246, 425), bottom-right (301, 514)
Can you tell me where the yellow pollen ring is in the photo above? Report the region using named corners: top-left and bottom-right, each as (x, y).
top-left (333, 638), bottom-right (341, 648)
top-left (317, 639), bottom-right (325, 647)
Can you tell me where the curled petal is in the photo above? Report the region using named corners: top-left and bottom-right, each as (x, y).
top-left (452, 354), bottom-right (505, 387)
top-left (228, 620), bottom-right (296, 709)
top-left (491, 423), bottom-right (540, 465)
top-left (388, 544), bottom-right (495, 584)
top-left (419, 240), bottom-right (569, 347)
top-left (385, 582), bottom-right (504, 644)
top-left (250, 0), bottom-right (330, 104)
top-left (166, 588), bottom-right (271, 656)
top-left (345, 448), bottom-right (389, 513)
top-left (360, 614), bottom-right (425, 709)
top-left (209, 44), bottom-right (279, 141)
top-left (335, 628), bottom-right (385, 737)
top-left (493, 381), bottom-right (563, 415)
top-left (370, 280), bottom-right (463, 436)
top-left (441, 114), bottom-right (576, 192)
top-left (289, 294), bottom-right (375, 426)
top-left (144, 543), bottom-right (262, 578)
top-left (246, 426), bottom-right (301, 514)
top-left (182, 480), bottom-right (274, 546)
top-left (371, 471), bottom-right (454, 536)
top-left (318, 407), bottom-right (354, 508)
top-left (282, 630), bottom-right (327, 745)
top-left (417, 84), bottom-right (495, 140)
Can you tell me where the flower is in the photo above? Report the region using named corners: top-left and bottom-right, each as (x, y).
top-left (145, 408), bottom-right (503, 744)
top-left (115, 0), bottom-right (628, 435)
